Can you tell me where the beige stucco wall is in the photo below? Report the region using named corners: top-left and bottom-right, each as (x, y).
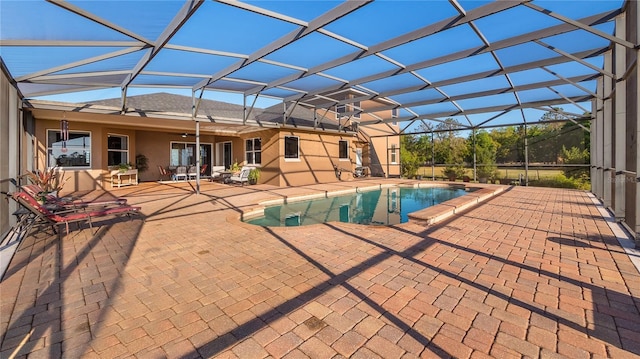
top-left (275, 130), bottom-right (358, 187)
top-left (334, 96), bottom-right (402, 178)
top-left (33, 119), bottom-right (139, 194)
top-left (28, 107), bottom-right (388, 189)
top-left (136, 131), bottom-right (216, 182)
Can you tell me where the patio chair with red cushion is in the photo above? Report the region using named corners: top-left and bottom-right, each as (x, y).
top-left (21, 184), bottom-right (128, 208)
top-left (158, 165), bottom-right (173, 181)
top-left (11, 191), bottom-right (142, 235)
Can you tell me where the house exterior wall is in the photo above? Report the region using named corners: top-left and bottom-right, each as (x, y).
top-left (29, 113), bottom-right (366, 189)
top-left (333, 93), bottom-right (402, 178)
top-left (136, 131), bottom-right (216, 182)
top-left (275, 130), bottom-right (358, 187)
top-left (33, 119), bottom-right (116, 195)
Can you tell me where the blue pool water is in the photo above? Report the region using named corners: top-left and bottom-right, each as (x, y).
top-left (246, 186), bottom-right (467, 227)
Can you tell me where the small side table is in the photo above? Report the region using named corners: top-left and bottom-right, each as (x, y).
top-left (110, 169), bottom-right (138, 188)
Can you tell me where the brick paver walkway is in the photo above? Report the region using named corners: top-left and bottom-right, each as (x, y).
top-left (1, 181), bottom-right (639, 358)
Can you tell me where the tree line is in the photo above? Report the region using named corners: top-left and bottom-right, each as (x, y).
top-left (400, 113), bottom-right (590, 181)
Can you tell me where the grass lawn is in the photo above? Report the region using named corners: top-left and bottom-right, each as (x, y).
top-left (415, 166), bottom-right (590, 189)
top-left (417, 166), bottom-right (568, 180)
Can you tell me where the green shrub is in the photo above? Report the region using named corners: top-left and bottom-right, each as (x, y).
top-left (529, 174), bottom-right (590, 190)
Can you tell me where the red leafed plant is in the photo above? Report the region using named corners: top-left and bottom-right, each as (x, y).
top-left (22, 167), bottom-right (70, 193)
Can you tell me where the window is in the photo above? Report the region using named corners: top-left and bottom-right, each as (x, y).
top-left (107, 134), bottom-right (129, 166)
top-left (390, 144), bottom-right (397, 164)
top-left (284, 136), bottom-right (299, 159)
top-left (170, 142), bottom-right (196, 166)
top-left (47, 130), bottom-right (91, 168)
top-left (391, 108), bottom-right (399, 118)
top-left (352, 101), bottom-right (361, 119)
top-left (245, 138), bottom-right (261, 165)
top-left (339, 140), bottom-right (349, 160)
top-left (336, 104), bottom-right (346, 119)
top-left (337, 101), bottom-right (361, 119)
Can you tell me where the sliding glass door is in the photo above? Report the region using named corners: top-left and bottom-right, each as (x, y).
top-left (216, 141), bottom-right (232, 170)
top-left (170, 142), bottom-right (212, 175)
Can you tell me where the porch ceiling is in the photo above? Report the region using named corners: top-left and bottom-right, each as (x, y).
top-left (1, 0), bottom-right (631, 133)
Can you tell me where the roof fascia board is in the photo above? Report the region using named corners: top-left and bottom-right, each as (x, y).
top-left (46, 0), bottom-right (153, 45)
top-left (246, 0), bottom-right (524, 96)
top-left (283, 9), bottom-right (618, 103)
top-left (194, 0), bottom-right (372, 91)
top-left (121, 0), bottom-right (204, 88)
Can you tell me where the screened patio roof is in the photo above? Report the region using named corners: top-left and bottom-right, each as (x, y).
top-left (0, 0), bottom-right (631, 134)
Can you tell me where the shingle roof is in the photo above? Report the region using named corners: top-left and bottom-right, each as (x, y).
top-left (88, 92), bottom-right (246, 120)
top-left (84, 92), bottom-right (346, 132)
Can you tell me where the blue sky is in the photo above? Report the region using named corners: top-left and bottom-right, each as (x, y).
top-left (0, 0), bottom-right (622, 128)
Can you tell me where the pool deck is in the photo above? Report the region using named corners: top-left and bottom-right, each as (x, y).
top-left (1, 179), bottom-right (639, 358)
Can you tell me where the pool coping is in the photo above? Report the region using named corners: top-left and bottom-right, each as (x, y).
top-left (239, 181), bottom-right (508, 227)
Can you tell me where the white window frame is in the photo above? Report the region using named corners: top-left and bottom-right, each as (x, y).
top-left (245, 137), bottom-right (262, 165)
top-left (336, 104), bottom-right (346, 119)
top-left (107, 133), bottom-right (129, 167)
top-left (284, 136), bottom-right (300, 161)
top-left (352, 101), bottom-right (361, 119)
top-left (339, 140), bottom-right (350, 161)
top-left (170, 141), bottom-right (213, 167)
top-left (46, 129), bottom-right (91, 169)
top-left (391, 108), bottom-right (399, 118)
top-left (390, 144), bottom-right (397, 164)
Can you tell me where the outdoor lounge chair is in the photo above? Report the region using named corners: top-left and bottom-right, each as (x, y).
top-left (11, 191), bottom-right (142, 235)
top-left (21, 184), bottom-right (128, 208)
top-left (229, 168), bottom-right (250, 186)
top-left (187, 165), bottom-right (198, 180)
top-left (174, 166), bottom-right (187, 181)
top-left (199, 164), bottom-right (209, 179)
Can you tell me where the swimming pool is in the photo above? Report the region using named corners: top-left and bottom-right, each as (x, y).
top-left (245, 186), bottom-right (467, 227)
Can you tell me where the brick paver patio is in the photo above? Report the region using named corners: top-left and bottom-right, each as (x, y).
top-left (1, 180), bottom-right (639, 358)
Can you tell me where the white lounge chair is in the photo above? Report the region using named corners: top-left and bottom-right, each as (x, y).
top-left (229, 168), bottom-right (251, 186)
top-left (187, 165), bottom-right (198, 180)
top-left (174, 166), bottom-right (187, 181)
